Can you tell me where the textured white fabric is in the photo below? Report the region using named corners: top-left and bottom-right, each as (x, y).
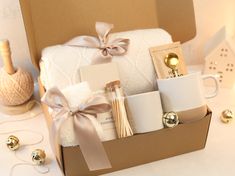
top-left (40, 28), bottom-right (172, 95)
top-left (48, 82), bottom-right (106, 147)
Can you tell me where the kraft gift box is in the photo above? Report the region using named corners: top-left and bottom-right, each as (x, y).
top-left (39, 81), bottom-right (211, 176)
top-left (19, 0), bottom-right (212, 176)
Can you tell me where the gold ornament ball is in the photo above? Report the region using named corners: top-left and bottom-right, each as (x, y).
top-left (221, 109), bottom-right (234, 123)
top-left (163, 112), bottom-right (179, 128)
top-left (32, 149), bottom-right (46, 165)
top-left (6, 135), bottom-right (20, 151)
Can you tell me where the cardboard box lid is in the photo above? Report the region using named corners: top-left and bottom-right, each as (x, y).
top-left (19, 0), bottom-right (196, 69)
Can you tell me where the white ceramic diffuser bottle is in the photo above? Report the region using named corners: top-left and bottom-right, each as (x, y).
top-left (0, 39), bottom-right (35, 114)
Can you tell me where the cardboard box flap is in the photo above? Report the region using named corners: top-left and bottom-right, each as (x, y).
top-left (19, 0), bottom-right (196, 69)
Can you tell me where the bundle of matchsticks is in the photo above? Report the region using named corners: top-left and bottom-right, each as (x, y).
top-left (106, 80), bottom-right (133, 138)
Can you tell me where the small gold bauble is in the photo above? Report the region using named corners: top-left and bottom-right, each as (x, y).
top-left (6, 135), bottom-right (20, 151)
top-left (31, 149), bottom-right (46, 165)
top-left (221, 109), bottom-right (234, 123)
top-left (163, 112), bottom-right (179, 128)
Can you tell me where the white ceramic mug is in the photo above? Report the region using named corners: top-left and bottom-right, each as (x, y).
top-left (125, 91), bottom-right (164, 133)
top-left (157, 72), bottom-right (218, 123)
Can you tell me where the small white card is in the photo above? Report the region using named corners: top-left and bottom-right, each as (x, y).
top-left (80, 63), bottom-right (120, 92)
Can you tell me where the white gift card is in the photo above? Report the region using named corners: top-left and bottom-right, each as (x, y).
top-left (80, 63), bottom-right (120, 92)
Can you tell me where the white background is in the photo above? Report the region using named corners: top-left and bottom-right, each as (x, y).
top-left (0, 0), bottom-right (235, 78)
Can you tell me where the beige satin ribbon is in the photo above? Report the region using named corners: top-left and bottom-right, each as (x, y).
top-left (66, 22), bottom-right (129, 64)
top-left (41, 87), bottom-right (111, 171)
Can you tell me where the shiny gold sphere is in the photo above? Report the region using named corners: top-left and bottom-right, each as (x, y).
top-left (164, 53), bottom-right (179, 69)
top-left (221, 109), bottom-right (234, 123)
top-left (6, 135), bottom-right (20, 151)
top-left (31, 149), bottom-right (46, 165)
top-left (163, 112), bottom-right (179, 128)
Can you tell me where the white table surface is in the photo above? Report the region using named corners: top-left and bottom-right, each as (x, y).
top-left (1, 83), bottom-right (235, 176)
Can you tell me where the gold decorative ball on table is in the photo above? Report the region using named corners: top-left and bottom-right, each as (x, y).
top-left (0, 39), bottom-right (35, 114)
top-left (6, 135), bottom-right (20, 151)
top-left (31, 149), bottom-right (46, 165)
top-left (221, 109), bottom-right (233, 123)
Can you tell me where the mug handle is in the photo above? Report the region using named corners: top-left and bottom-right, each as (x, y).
top-left (202, 74), bottom-right (219, 98)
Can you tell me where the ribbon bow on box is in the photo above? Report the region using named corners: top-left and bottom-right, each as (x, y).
top-left (66, 22), bottom-right (130, 64)
top-left (41, 87), bottom-right (111, 171)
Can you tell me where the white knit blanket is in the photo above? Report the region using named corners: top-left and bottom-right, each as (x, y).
top-left (40, 28), bottom-right (172, 95)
